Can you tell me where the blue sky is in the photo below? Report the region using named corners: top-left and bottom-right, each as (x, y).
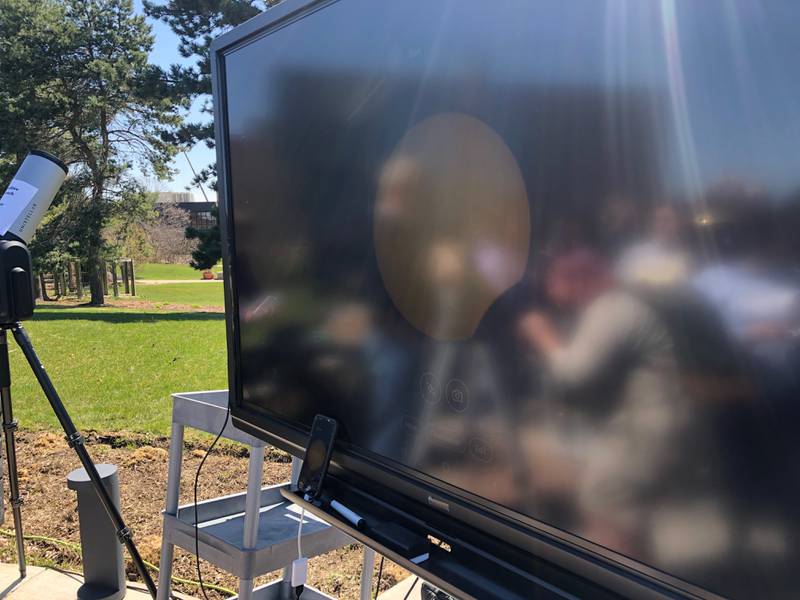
top-left (134, 0), bottom-right (217, 202)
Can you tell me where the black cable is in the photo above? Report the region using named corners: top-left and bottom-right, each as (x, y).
top-left (193, 405), bottom-right (230, 600)
top-left (403, 577), bottom-right (420, 600)
top-left (374, 555), bottom-right (385, 599)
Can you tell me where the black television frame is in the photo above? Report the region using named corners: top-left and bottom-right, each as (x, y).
top-left (210, 2), bottom-right (719, 598)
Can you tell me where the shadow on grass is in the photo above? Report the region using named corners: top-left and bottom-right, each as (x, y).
top-left (30, 304), bottom-right (224, 323)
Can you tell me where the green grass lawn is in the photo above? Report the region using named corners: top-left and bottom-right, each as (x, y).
top-left (9, 306), bottom-right (227, 435)
top-left (135, 282), bottom-right (224, 307)
top-left (134, 262), bottom-right (221, 280)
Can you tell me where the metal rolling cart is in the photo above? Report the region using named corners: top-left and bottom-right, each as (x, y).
top-left (157, 390), bottom-right (376, 600)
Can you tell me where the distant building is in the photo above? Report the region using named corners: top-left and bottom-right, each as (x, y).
top-left (155, 192), bottom-right (217, 230)
top-left (178, 202), bottom-right (217, 230)
top-left (156, 191), bottom-right (194, 204)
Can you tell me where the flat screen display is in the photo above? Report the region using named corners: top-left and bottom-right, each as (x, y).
top-left (219, 2), bottom-right (800, 597)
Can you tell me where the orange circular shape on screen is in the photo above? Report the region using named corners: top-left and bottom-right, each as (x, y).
top-left (374, 113), bottom-right (530, 340)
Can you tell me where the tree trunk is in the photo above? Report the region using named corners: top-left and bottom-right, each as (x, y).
top-left (88, 259), bottom-right (105, 306)
top-left (39, 273), bottom-right (53, 302)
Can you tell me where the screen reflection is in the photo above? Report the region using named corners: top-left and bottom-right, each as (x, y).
top-left (224, 2), bottom-right (800, 597)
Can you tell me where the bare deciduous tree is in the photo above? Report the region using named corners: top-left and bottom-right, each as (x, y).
top-left (145, 204), bottom-right (196, 263)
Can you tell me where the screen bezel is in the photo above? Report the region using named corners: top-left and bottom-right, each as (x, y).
top-left (210, 2), bottom-right (719, 597)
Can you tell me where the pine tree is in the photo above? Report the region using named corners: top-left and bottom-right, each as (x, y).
top-left (143, 1), bottom-right (275, 187)
top-left (146, 1), bottom-right (279, 273)
top-left (0, 0), bottom-right (187, 304)
top-left (186, 204), bottom-right (221, 270)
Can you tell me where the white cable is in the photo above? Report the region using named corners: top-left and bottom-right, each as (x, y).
top-left (297, 507), bottom-right (305, 558)
top-left (292, 506), bottom-right (309, 591)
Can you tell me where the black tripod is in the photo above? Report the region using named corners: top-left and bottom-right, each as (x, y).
top-left (0, 323), bottom-right (158, 597)
top-left (0, 240), bottom-right (157, 598)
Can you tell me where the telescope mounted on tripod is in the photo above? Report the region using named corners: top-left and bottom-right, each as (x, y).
top-left (0, 151), bottom-right (158, 598)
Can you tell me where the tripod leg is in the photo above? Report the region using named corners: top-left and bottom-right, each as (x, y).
top-left (11, 324), bottom-right (157, 598)
top-left (0, 329), bottom-right (25, 579)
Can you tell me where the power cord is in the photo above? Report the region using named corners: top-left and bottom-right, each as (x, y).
top-left (374, 555), bottom-right (385, 599)
top-left (403, 577), bottom-right (419, 600)
top-left (193, 405), bottom-right (230, 600)
top-left (297, 507), bottom-right (305, 557)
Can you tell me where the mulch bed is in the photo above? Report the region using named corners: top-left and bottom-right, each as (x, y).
top-left (0, 431), bottom-right (407, 599)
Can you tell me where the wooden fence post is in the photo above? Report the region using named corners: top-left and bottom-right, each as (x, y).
top-left (129, 260), bottom-right (136, 296)
top-left (111, 261), bottom-right (119, 298)
top-left (122, 260), bottom-right (130, 295)
top-left (76, 262), bottom-right (83, 299)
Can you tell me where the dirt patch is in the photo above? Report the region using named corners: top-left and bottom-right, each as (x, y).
top-left (0, 432), bottom-right (407, 599)
top-left (36, 298), bottom-right (224, 314)
top-left (136, 280), bottom-right (221, 285)
top-left (108, 298), bottom-right (224, 313)
top-left (121, 446), bottom-right (169, 467)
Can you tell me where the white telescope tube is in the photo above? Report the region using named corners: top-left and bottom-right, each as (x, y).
top-left (0, 150), bottom-right (67, 243)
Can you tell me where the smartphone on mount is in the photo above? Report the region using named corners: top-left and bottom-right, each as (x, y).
top-left (297, 414), bottom-right (338, 500)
